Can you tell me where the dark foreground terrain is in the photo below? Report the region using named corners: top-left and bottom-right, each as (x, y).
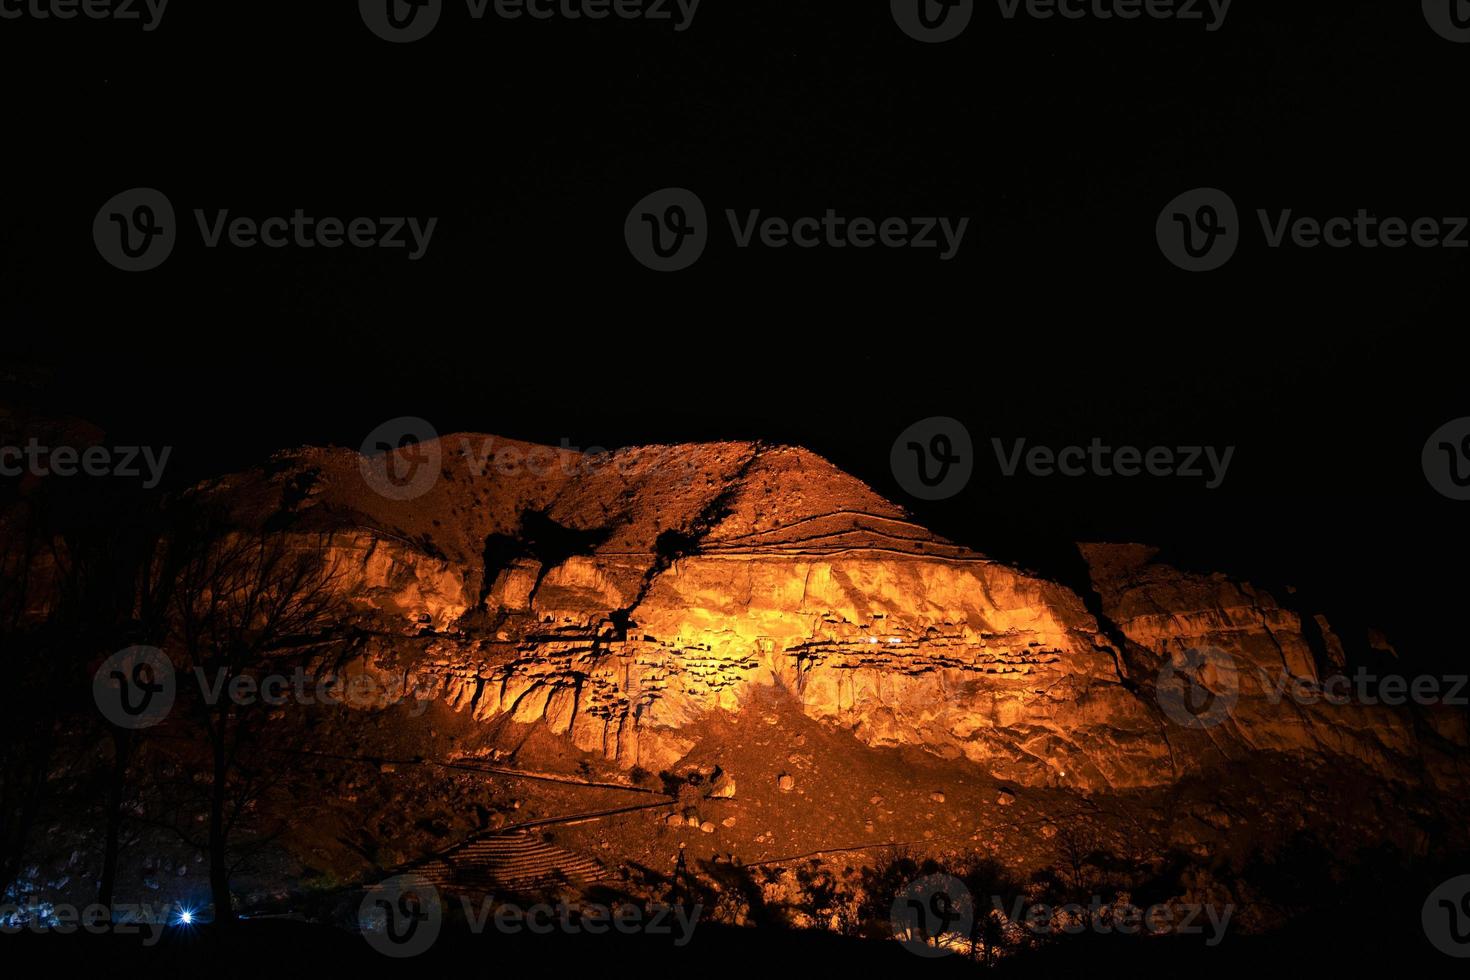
top-left (8, 903), bottom-right (1462, 980)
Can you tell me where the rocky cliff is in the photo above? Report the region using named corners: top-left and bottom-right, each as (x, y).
top-left (204, 434), bottom-right (1467, 797)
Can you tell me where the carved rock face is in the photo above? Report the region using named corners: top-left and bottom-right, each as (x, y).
top-left (214, 435), bottom-right (1466, 794)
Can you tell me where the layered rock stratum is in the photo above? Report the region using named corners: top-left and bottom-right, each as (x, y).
top-left (202, 433), bottom-right (1467, 800)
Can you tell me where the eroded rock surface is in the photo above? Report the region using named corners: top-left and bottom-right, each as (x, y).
top-left (209, 435), bottom-right (1466, 795)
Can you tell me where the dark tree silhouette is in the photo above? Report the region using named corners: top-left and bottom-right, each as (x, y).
top-left (79, 511), bottom-right (178, 916)
top-left (956, 851), bottom-right (1024, 965)
top-left (1054, 816), bottom-right (1105, 896)
top-left (167, 507), bottom-right (344, 925)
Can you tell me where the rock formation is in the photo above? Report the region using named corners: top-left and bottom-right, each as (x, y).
top-left (203, 433), bottom-right (1466, 797)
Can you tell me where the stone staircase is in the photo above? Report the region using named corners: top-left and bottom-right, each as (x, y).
top-left (410, 829), bottom-right (610, 894)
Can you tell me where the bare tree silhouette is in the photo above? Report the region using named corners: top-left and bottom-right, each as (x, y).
top-left (56, 506), bottom-right (176, 915)
top-left (1054, 816), bottom-right (1104, 896)
top-left (166, 506), bottom-right (345, 924)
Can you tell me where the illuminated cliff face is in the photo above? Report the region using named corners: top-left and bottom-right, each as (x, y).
top-left (212, 435), bottom-right (1468, 795)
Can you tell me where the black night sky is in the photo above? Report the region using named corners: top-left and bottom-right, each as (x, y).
top-left (3, 4), bottom-right (1467, 719)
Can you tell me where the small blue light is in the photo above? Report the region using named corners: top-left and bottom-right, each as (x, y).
top-left (176, 908), bottom-right (194, 925)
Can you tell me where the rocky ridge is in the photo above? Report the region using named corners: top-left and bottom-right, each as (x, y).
top-left (205, 434), bottom-right (1467, 797)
